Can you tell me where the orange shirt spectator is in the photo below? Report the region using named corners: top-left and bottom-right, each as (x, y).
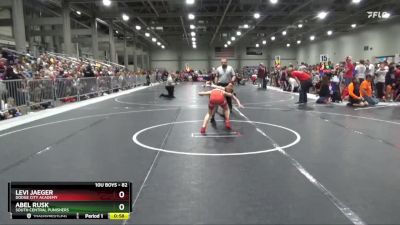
top-left (348, 82), bottom-right (362, 100)
top-left (360, 80), bottom-right (372, 97)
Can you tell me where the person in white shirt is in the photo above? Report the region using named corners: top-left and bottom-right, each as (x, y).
top-left (375, 63), bottom-right (388, 99)
top-left (215, 58), bottom-right (236, 110)
top-left (288, 76), bottom-right (299, 92)
top-left (210, 58), bottom-right (236, 123)
top-left (298, 62), bottom-right (307, 71)
top-left (355, 59), bottom-right (367, 82)
top-left (366, 60), bottom-right (375, 76)
top-left (215, 58), bottom-right (236, 85)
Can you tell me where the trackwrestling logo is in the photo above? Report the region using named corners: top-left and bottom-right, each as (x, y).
top-left (367, 11), bottom-right (391, 19)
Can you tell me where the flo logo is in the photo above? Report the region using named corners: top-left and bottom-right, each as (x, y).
top-left (367, 11), bottom-right (391, 19)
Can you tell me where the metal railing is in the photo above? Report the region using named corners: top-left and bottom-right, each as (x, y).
top-left (0, 74), bottom-right (155, 113)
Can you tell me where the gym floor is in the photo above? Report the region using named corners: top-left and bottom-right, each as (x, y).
top-left (1, 82), bottom-right (400, 225)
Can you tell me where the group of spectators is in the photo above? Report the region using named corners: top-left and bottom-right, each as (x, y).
top-left (0, 49), bottom-right (151, 120)
top-left (264, 57), bottom-right (400, 106)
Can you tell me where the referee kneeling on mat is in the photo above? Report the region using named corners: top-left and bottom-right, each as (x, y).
top-left (211, 58), bottom-right (236, 122)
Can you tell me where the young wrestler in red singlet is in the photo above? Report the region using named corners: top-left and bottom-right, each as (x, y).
top-left (198, 83), bottom-right (243, 134)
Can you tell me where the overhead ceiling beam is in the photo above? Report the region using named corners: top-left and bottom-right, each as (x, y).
top-left (146, 0), bottom-right (160, 17)
top-left (94, 11), bottom-right (312, 19)
top-left (284, 0), bottom-right (398, 43)
top-left (209, 0), bottom-right (232, 46)
top-left (161, 0), bottom-right (169, 13)
top-left (236, 0), bottom-right (314, 46)
top-left (119, 2), bottom-right (168, 47)
top-left (116, 21), bottom-right (150, 48)
top-left (25, 17), bottom-right (63, 25)
top-left (180, 16), bottom-right (190, 47)
top-left (25, 0), bottom-right (90, 29)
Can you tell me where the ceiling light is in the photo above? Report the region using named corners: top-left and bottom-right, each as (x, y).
top-left (352, 0), bottom-right (361, 3)
top-left (286, 43), bottom-right (290, 47)
top-left (254, 13), bottom-right (260, 19)
top-left (190, 24), bottom-right (195, 29)
top-left (122, 14), bottom-right (129, 21)
top-left (102, 0), bottom-right (111, 6)
top-left (152, 37), bottom-right (157, 42)
top-left (310, 35), bottom-right (315, 41)
top-left (351, 23), bottom-right (357, 28)
top-left (224, 44), bottom-right (228, 48)
top-left (297, 40), bottom-right (301, 44)
top-left (298, 23), bottom-right (303, 28)
top-left (145, 32), bottom-right (150, 37)
top-left (161, 45), bottom-right (165, 49)
top-left (191, 32), bottom-right (196, 36)
top-left (157, 42), bottom-right (161, 46)
top-left (282, 30), bottom-right (287, 36)
top-left (188, 13), bottom-right (195, 20)
top-left (115, 30), bottom-right (118, 34)
top-left (186, 0), bottom-right (195, 4)
top-left (135, 25), bottom-right (141, 30)
top-left (317, 11), bottom-right (328, 19)
top-left (193, 45), bottom-right (197, 49)
top-left (262, 40), bottom-right (267, 45)
top-left (236, 31), bottom-right (241, 36)
top-left (227, 41), bottom-right (232, 45)
top-left (255, 43), bottom-right (259, 48)
top-left (231, 36), bottom-right (236, 41)
top-left (382, 12), bottom-right (391, 19)
top-left (244, 24), bottom-right (249, 29)
top-left (192, 37), bottom-right (196, 41)
top-left (327, 30), bottom-right (333, 35)
top-left (271, 36), bottom-right (275, 41)
top-left (76, 11), bottom-right (81, 15)
top-left (270, 0), bottom-right (278, 4)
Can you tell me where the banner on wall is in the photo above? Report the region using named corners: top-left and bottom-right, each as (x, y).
top-left (215, 47), bottom-right (235, 58)
top-left (246, 47), bottom-right (262, 55)
top-left (320, 54), bottom-right (329, 62)
top-left (374, 55), bottom-right (395, 64)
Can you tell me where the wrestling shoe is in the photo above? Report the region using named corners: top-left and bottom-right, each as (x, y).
top-left (225, 120), bottom-right (231, 130)
top-left (200, 127), bottom-right (206, 134)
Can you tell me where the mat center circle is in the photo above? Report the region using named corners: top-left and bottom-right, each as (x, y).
top-left (132, 120), bottom-right (301, 156)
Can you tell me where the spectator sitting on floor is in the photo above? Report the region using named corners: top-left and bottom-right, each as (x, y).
top-left (330, 74), bottom-right (342, 102)
top-left (316, 76), bottom-right (331, 104)
top-left (360, 74), bottom-right (379, 106)
top-left (347, 77), bottom-right (368, 107)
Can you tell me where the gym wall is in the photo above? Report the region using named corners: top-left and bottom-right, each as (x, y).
top-left (297, 19), bottom-right (400, 64)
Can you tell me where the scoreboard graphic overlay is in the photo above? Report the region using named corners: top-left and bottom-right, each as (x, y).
top-left (8, 182), bottom-right (132, 220)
